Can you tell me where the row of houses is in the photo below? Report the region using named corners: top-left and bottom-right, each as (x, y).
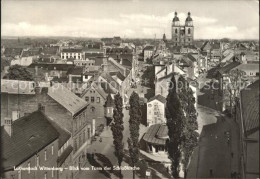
top-left (1, 80), bottom-right (91, 179)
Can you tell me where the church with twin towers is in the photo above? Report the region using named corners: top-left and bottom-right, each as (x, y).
top-left (171, 12), bottom-right (194, 46)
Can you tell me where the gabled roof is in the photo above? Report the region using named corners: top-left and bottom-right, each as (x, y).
top-left (81, 81), bottom-right (110, 100)
top-left (109, 71), bottom-right (126, 81)
top-left (217, 61), bottom-right (241, 75)
top-left (3, 48), bottom-right (23, 57)
top-left (186, 53), bottom-right (197, 62)
top-left (143, 46), bottom-right (154, 51)
top-left (200, 41), bottom-right (211, 51)
top-left (21, 49), bottom-right (40, 57)
top-left (28, 63), bottom-right (74, 71)
top-left (48, 83), bottom-right (88, 116)
top-left (1, 111), bottom-right (59, 170)
top-left (148, 94), bottom-right (167, 104)
top-left (104, 93), bottom-right (115, 107)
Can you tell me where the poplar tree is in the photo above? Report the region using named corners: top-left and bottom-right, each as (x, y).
top-left (111, 93), bottom-right (124, 178)
top-left (178, 76), bottom-right (199, 178)
top-left (127, 91), bottom-right (142, 179)
top-left (166, 75), bottom-right (185, 178)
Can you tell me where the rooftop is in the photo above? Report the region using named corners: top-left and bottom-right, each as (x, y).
top-left (62, 48), bottom-right (82, 53)
top-left (48, 83), bottom-right (88, 116)
top-left (240, 80), bottom-right (259, 136)
top-left (1, 111), bottom-right (59, 171)
top-left (148, 94), bottom-right (167, 104)
top-left (143, 124), bottom-right (168, 145)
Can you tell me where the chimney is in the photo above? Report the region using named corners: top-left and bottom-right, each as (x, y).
top-left (35, 86), bottom-right (42, 94)
top-left (12, 111), bottom-right (19, 121)
top-left (4, 117), bottom-right (12, 137)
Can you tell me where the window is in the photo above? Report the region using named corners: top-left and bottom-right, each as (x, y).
top-left (176, 38), bottom-right (177, 41)
top-left (188, 28), bottom-right (191, 34)
top-left (28, 162), bottom-right (31, 174)
top-left (45, 150), bottom-right (47, 161)
top-left (52, 145), bottom-right (54, 155)
top-left (74, 138), bottom-right (77, 151)
top-left (44, 172), bottom-right (47, 179)
top-left (36, 155), bottom-right (39, 166)
top-left (18, 170), bottom-right (21, 179)
top-left (175, 29), bottom-right (177, 34)
top-left (97, 97), bottom-right (100, 103)
top-left (91, 107), bottom-right (95, 113)
top-left (79, 133), bottom-right (82, 147)
top-left (83, 130), bottom-right (86, 142)
top-left (91, 97), bottom-right (95, 103)
top-left (87, 128), bottom-right (90, 139)
top-left (52, 167), bottom-right (54, 178)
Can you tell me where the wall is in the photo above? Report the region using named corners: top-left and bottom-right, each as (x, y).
top-left (81, 89), bottom-right (106, 128)
top-left (147, 100), bottom-right (166, 126)
top-left (2, 140), bottom-right (59, 179)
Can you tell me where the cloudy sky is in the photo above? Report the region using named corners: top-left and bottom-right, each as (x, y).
top-left (2, 0), bottom-right (259, 39)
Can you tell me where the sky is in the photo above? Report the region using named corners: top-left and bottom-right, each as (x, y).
top-left (1, 0), bottom-right (259, 39)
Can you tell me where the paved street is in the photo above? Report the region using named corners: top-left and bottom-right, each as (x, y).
top-left (76, 108), bottom-right (148, 179)
top-left (187, 73), bottom-right (241, 178)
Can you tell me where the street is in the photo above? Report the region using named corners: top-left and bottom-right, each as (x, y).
top-left (187, 73), bottom-right (240, 178)
top-left (76, 108), bottom-right (148, 179)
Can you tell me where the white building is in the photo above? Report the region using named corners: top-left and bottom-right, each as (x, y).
top-left (143, 46), bottom-right (154, 62)
top-left (147, 94), bottom-right (167, 126)
top-left (61, 49), bottom-right (83, 60)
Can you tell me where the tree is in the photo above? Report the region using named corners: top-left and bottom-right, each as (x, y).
top-left (128, 91), bottom-right (142, 179)
top-left (111, 93), bottom-right (124, 178)
top-left (166, 75), bottom-right (185, 178)
top-left (141, 65), bottom-right (155, 89)
top-left (1, 58), bottom-right (10, 72)
top-left (178, 76), bottom-right (199, 178)
top-left (223, 69), bottom-right (246, 116)
top-left (3, 64), bottom-right (34, 81)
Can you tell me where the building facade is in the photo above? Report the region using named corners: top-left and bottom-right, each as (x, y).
top-left (147, 95), bottom-right (166, 126)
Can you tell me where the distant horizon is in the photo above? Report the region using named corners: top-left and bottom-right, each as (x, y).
top-left (1, 35), bottom-right (259, 41)
top-left (2, 0), bottom-right (259, 40)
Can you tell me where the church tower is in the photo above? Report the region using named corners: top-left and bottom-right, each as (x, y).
top-left (184, 12), bottom-right (194, 46)
top-left (172, 12), bottom-right (180, 46)
top-left (171, 12), bottom-right (194, 46)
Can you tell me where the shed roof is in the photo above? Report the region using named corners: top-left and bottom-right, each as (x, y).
top-left (143, 124), bottom-right (168, 145)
